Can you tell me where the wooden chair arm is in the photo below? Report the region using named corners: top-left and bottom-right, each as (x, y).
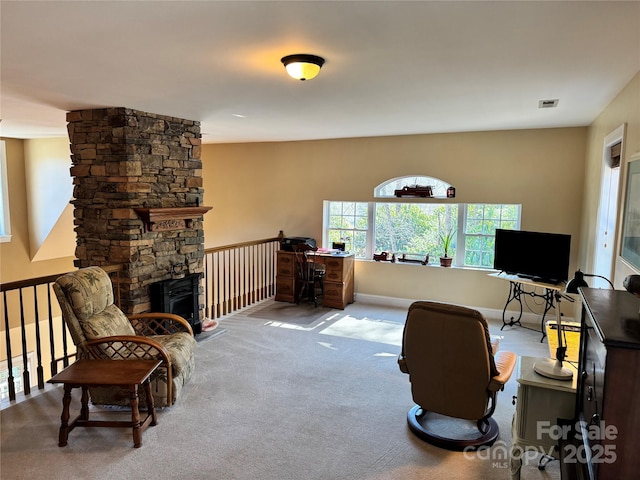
top-left (128, 312), bottom-right (194, 336)
top-left (84, 335), bottom-right (172, 365)
top-left (84, 335), bottom-right (174, 405)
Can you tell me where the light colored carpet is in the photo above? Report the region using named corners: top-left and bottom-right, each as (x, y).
top-left (248, 301), bottom-right (335, 325)
top-left (1, 299), bottom-right (562, 480)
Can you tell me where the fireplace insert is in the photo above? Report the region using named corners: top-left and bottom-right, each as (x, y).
top-left (150, 274), bottom-right (202, 334)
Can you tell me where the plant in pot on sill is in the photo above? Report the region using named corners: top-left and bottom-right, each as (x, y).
top-left (439, 227), bottom-right (456, 267)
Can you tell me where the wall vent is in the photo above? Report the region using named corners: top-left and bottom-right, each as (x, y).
top-left (538, 99), bottom-right (559, 108)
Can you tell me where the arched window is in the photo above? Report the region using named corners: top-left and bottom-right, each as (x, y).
top-left (324, 174), bottom-right (521, 268)
top-left (375, 175), bottom-right (453, 199)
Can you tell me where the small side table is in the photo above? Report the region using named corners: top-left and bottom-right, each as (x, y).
top-left (510, 356), bottom-right (577, 480)
top-left (48, 359), bottom-right (162, 448)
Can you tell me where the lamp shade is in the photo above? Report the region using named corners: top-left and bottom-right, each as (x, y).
top-left (566, 270), bottom-right (588, 294)
top-left (281, 54), bottom-right (325, 81)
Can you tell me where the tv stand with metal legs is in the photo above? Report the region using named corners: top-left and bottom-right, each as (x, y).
top-left (490, 273), bottom-right (565, 342)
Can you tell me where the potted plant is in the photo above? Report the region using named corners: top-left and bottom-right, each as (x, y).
top-left (439, 227), bottom-right (455, 267)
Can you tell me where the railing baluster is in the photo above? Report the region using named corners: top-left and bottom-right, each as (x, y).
top-left (3, 291), bottom-right (16, 401)
top-left (233, 249), bottom-right (239, 311)
top-left (61, 311), bottom-right (71, 369)
top-left (18, 289), bottom-right (30, 396)
top-left (216, 251), bottom-right (221, 318)
top-left (204, 254), bottom-right (210, 319)
top-left (262, 243), bottom-right (267, 300)
top-left (236, 249), bottom-right (241, 310)
top-left (33, 285), bottom-right (45, 390)
top-left (242, 247), bottom-right (247, 308)
top-left (252, 245), bottom-right (257, 304)
top-left (47, 283), bottom-right (58, 376)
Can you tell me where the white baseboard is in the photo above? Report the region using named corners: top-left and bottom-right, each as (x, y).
top-left (353, 293), bottom-right (574, 326)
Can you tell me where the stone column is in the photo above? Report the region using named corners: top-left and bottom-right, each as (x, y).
top-left (67, 107), bottom-right (205, 315)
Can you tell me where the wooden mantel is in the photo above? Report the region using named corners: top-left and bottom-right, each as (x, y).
top-left (134, 206), bottom-right (212, 232)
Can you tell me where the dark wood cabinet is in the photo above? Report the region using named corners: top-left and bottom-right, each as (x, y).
top-left (563, 288), bottom-right (640, 479)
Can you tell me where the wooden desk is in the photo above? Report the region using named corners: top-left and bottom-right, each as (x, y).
top-left (48, 359), bottom-right (161, 448)
top-left (275, 251), bottom-right (355, 309)
top-left (490, 272), bottom-right (564, 341)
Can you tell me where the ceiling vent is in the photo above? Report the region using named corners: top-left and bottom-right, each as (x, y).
top-left (538, 99), bottom-right (559, 109)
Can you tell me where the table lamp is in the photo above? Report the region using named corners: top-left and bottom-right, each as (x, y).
top-left (566, 270), bottom-right (615, 293)
top-left (534, 291), bottom-right (573, 380)
top-left (536, 269), bottom-right (617, 381)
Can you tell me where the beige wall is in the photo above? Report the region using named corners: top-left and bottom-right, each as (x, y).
top-left (0, 138), bottom-right (75, 285)
top-left (23, 138), bottom-right (75, 262)
top-left (202, 127), bottom-right (587, 312)
top-left (582, 71), bottom-right (640, 286)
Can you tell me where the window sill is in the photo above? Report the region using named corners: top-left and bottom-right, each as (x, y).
top-left (358, 257), bottom-right (497, 273)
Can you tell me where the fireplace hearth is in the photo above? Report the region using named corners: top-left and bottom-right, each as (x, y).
top-left (150, 274), bottom-right (202, 334)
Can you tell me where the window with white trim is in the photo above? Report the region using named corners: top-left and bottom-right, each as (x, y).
top-left (325, 201), bottom-right (370, 258)
top-left (324, 201), bottom-right (520, 267)
top-left (0, 140), bottom-right (11, 242)
top-left (461, 203), bottom-right (521, 267)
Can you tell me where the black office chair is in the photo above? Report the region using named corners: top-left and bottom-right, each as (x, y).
top-left (293, 243), bottom-right (325, 307)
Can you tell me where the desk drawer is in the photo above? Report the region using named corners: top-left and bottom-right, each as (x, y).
top-left (324, 258), bottom-right (344, 282)
top-left (323, 282), bottom-right (346, 309)
top-left (275, 276), bottom-right (295, 302)
top-left (277, 254), bottom-right (295, 276)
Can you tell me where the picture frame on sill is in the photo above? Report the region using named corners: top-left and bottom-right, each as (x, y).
top-left (621, 156), bottom-right (640, 271)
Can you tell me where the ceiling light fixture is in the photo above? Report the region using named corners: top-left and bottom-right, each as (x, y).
top-left (280, 54), bottom-right (325, 81)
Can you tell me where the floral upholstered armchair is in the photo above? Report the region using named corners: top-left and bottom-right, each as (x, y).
top-left (53, 266), bottom-right (197, 407)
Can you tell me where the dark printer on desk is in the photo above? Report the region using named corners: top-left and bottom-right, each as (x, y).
top-left (281, 237), bottom-right (316, 251)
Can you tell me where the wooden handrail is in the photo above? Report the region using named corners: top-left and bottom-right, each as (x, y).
top-left (0, 264), bottom-right (125, 292)
top-left (204, 234), bottom-right (283, 254)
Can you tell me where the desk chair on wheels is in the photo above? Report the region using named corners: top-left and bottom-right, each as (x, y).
top-left (292, 243), bottom-right (325, 307)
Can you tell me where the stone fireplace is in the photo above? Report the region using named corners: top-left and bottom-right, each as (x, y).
top-left (67, 107), bottom-right (210, 321)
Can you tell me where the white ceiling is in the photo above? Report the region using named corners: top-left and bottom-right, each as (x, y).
top-left (1, 1), bottom-right (639, 144)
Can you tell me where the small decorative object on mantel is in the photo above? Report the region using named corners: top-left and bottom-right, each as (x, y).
top-left (134, 206), bottom-right (213, 232)
top-left (397, 253), bottom-right (430, 265)
top-left (394, 185), bottom-right (434, 198)
top-left (446, 186), bottom-right (456, 198)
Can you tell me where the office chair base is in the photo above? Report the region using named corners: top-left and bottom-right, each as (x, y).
top-left (407, 405), bottom-right (499, 451)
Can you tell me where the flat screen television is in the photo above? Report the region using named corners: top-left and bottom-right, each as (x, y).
top-left (494, 229), bottom-right (571, 284)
